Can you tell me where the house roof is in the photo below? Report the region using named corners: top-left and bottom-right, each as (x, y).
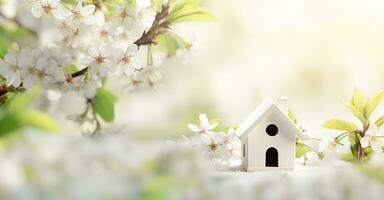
top-left (236, 98), bottom-right (304, 140)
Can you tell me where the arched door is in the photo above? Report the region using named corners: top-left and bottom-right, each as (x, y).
top-left (265, 147), bottom-right (278, 167)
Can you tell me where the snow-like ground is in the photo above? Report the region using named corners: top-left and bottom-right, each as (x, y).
top-left (209, 165), bottom-right (384, 200)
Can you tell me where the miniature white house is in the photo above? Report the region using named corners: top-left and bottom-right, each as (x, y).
top-left (236, 97), bottom-right (304, 171)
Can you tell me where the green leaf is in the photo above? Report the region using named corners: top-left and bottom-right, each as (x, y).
top-left (22, 111), bottom-right (59, 132)
top-left (296, 142), bottom-right (310, 158)
top-left (169, 0), bottom-right (201, 13)
top-left (0, 111), bottom-right (24, 137)
top-left (346, 104), bottom-right (365, 123)
top-left (0, 87), bottom-right (58, 137)
top-left (376, 115), bottom-right (384, 127)
top-left (364, 91), bottom-right (384, 120)
top-left (340, 150), bottom-right (355, 161)
top-left (167, 5), bottom-right (214, 23)
top-left (348, 132), bottom-right (357, 145)
top-left (8, 86), bottom-right (41, 110)
top-left (63, 65), bottom-right (78, 74)
top-left (351, 87), bottom-right (366, 113)
top-left (155, 31), bottom-right (191, 56)
top-left (0, 109), bottom-right (59, 137)
top-left (323, 118), bottom-right (357, 131)
top-left (350, 144), bottom-right (357, 159)
top-left (91, 88), bottom-right (117, 122)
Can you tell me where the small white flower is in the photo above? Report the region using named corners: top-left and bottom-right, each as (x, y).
top-left (0, 52), bottom-right (21, 87)
top-left (82, 46), bottom-right (114, 77)
top-left (319, 136), bottom-right (346, 158)
top-left (188, 113), bottom-right (219, 134)
top-left (361, 125), bottom-right (383, 153)
top-left (31, 0), bottom-right (70, 19)
top-left (224, 128), bottom-right (241, 158)
top-left (302, 151), bottom-right (322, 166)
top-left (66, 76), bottom-right (100, 98)
top-left (68, 2), bottom-right (96, 27)
top-left (200, 132), bottom-right (229, 159)
top-left (113, 44), bottom-right (139, 70)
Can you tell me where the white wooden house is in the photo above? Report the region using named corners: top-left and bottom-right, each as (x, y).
top-left (236, 97), bottom-right (304, 171)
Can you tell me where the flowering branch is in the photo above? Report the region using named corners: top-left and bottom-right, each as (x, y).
top-left (134, 5), bottom-right (170, 46)
top-left (70, 5), bottom-right (171, 79)
top-left (323, 88), bottom-right (384, 161)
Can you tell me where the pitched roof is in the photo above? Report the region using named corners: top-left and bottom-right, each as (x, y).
top-left (236, 98), bottom-right (304, 139)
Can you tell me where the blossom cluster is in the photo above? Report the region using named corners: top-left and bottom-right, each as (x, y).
top-left (0, 0), bottom-right (165, 99)
top-left (0, 48), bottom-right (70, 89)
top-left (184, 113), bottom-right (241, 167)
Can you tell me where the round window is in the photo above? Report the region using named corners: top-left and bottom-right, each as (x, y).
top-left (266, 124), bottom-right (278, 136)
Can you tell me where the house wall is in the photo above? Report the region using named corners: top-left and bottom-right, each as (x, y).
top-left (241, 138), bottom-right (248, 169)
top-left (247, 112), bottom-right (295, 171)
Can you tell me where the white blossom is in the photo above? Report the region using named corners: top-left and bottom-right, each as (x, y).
top-left (82, 46), bottom-right (115, 77)
top-left (200, 132), bottom-right (230, 160)
top-left (361, 125), bottom-right (383, 153)
top-left (187, 113), bottom-right (219, 134)
top-left (0, 52), bottom-right (21, 87)
top-left (31, 0), bottom-right (70, 19)
top-left (318, 136), bottom-right (346, 158)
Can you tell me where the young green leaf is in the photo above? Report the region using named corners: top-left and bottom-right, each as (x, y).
top-left (169, 0), bottom-right (202, 13)
top-left (22, 111), bottom-right (60, 132)
top-left (364, 91), bottom-right (384, 120)
top-left (0, 110), bottom-right (59, 137)
top-left (351, 87), bottom-right (366, 113)
top-left (0, 111), bottom-right (24, 137)
top-left (340, 150), bottom-right (355, 161)
top-left (296, 142), bottom-right (311, 158)
top-left (348, 131), bottom-right (357, 145)
top-left (155, 31), bottom-right (191, 56)
top-left (63, 65), bottom-right (78, 74)
top-left (346, 104), bottom-right (365, 123)
top-left (8, 86), bottom-right (41, 110)
top-left (91, 88), bottom-right (117, 122)
top-left (323, 118), bottom-right (357, 131)
top-left (167, 5), bottom-right (214, 23)
top-left (375, 115), bottom-right (384, 127)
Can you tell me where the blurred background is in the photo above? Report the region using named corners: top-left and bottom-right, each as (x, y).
top-left (113, 0), bottom-right (384, 138)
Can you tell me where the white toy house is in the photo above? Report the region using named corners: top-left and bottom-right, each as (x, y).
top-left (236, 97), bottom-right (304, 171)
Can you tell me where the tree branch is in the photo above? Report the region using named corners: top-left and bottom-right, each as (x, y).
top-left (70, 5), bottom-right (171, 78)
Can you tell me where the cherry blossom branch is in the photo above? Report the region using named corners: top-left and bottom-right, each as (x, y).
top-left (134, 5), bottom-right (170, 46)
top-left (70, 5), bottom-right (170, 79)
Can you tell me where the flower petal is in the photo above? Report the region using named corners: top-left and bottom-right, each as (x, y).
top-left (187, 124), bottom-right (199, 132)
top-left (199, 113), bottom-right (209, 126)
top-left (81, 5), bottom-right (96, 16)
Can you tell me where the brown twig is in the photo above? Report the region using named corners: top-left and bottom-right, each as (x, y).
top-left (70, 5), bottom-right (171, 79)
top-left (0, 84), bottom-right (25, 104)
top-left (356, 121), bottom-right (370, 160)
